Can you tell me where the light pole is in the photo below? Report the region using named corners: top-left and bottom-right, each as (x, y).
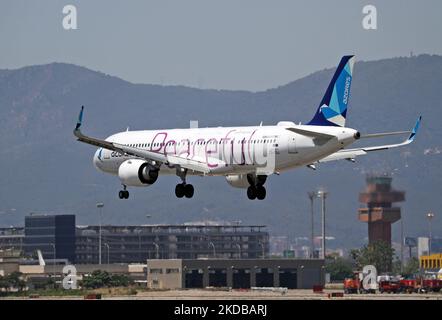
top-left (235, 243), bottom-right (241, 258)
top-left (153, 242), bottom-right (159, 259)
top-left (141, 215), bottom-right (152, 262)
top-left (258, 240), bottom-right (265, 259)
top-left (49, 243), bottom-right (56, 283)
top-left (308, 191), bottom-right (316, 258)
top-left (96, 202), bottom-right (104, 265)
top-left (400, 218), bottom-right (404, 273)
top-left (104, 243), bottom-right (110, 265)
top-left (317, 189), bottom-right (328, 260)
top-left (135, 229), bottom-right (142, 262)
top-left (208, 241), bottom-right (216, 258)
top-left (427, 212), bottom-right (435, 255)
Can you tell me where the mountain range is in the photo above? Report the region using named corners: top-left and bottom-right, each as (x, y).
top-left (0, 54), bottom-right (441, 249)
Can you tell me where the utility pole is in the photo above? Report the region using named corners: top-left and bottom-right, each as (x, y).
top-left (308, 191), bottom-right (316, 258)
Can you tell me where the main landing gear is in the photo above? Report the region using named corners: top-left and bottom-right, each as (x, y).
top-left (175, 167), bottom-right (194, 199)
top-left (246, 174), bottom-right (267, 200)
top-left (118, 185), bottom-right (129, 199)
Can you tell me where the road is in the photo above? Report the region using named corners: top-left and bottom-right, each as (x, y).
top-left (2, 289), bottom-right (441, 300)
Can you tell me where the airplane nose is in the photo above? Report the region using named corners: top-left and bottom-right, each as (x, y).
top-left (93, 148), bottom-right (102, 170)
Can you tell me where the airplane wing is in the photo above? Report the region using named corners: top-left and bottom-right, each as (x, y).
top-left (317, 116), bottom-right (421, 163)
top-left (73, 106), bottom-right (214, 174)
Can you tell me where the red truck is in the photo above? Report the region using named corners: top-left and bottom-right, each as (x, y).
top-left (399, 278), bottom-right (442, 293)
top-left (379, 280), bottom-right (400, 293)
top-left (399, 279), bottom-right (417, 293)
top-left (422, 279), bottom-right (442, 292)
top-left (344, 278), bottom-right (361, 294)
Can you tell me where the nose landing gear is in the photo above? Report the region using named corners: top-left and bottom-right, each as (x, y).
top-left (118, 185), bottom-right (129, 199)
top-left (175, 167), bottom-right (194, 199)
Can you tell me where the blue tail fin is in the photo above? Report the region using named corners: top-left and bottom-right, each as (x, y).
top-left (307, 55), bottom-right (355, 127)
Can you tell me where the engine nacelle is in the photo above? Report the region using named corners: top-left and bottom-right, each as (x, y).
top-left (225, 174), bottom-right (249, 188)
top-left (118, 159), bottom-right (159, 187)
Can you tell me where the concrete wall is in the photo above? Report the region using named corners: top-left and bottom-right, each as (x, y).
top-left (0, 262), bottom-right (19, 276)
top-left (147, 259), bottom-right (182, 289)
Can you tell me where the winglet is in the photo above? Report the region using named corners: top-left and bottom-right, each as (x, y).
top-left (407, 116), bottom-right (421, 142)
top-left (75, 106), bottom-right (84, 130)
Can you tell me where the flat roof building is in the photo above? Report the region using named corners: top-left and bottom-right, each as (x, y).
top-left (146, 258), bottom-right (325, 290)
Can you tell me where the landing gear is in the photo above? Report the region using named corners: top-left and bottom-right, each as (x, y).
top-left (175, 184), bottom-right (184, 198)
top-left (175, 183), bottom-right (194, 198)
top-left (256, 185), bottom-right (266, 200)
top-left (184, 184), bottom-right (194, 198)
top-left (118, 185), bottom-right (129, 199)
top-left (247, 185), bottom-right (266, 200)
top-left (175, 167), bottom-right (194, 199)
top-left (247, 186), bottom-right (256, 200)
top-left (246, 174), bottom-right (267, 200)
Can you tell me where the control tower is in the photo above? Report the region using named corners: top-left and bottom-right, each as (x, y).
top-left (358, 174), bottom-right (405, 245)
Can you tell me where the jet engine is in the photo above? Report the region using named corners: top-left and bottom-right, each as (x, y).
top-left (118, 159), bottom-right (159, 186)
top-left (225, 174), bottom-right (249, 188)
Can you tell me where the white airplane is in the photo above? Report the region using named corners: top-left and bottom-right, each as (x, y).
top-left (74, 56), bottom-right (421, 200)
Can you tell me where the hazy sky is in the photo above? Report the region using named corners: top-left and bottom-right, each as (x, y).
top-left (1, 0), bottom-right (441, 91)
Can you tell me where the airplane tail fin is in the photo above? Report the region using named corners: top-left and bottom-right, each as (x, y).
top-left (307, 55), bottom-right (355, 127)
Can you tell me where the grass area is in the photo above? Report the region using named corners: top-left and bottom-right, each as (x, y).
top-left (1, 286), bottom-right (142, 298)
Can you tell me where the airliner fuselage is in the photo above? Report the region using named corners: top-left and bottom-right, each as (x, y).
top-left (93, 124), bottom-right (358, 176)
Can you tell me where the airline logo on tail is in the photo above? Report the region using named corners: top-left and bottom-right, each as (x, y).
top-left (308, 55), bottom-right (355, 127)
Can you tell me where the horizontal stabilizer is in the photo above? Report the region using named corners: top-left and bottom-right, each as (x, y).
top-left (286, 127), bottom-right (335, 139)
top-left (317, 116), bottom-right (421, 163)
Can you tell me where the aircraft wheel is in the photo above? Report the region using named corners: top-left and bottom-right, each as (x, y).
top-left (247, 186), bottom-right (257, 200)
top-left (256, 185), bottom-right (266, 200)
top-left (119, 190), bottom-right (129, 199)
top-left (184, 184), bottom-right (194, 198)
top-left (175, 184), bottom-right (185, 198)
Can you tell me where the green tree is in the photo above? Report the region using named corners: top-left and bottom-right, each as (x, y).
top-left (109, 274), bottom-right (132, 287)
top-left (0, 275), bottom-right (8, 292)
top-left (402, 257), bottom-right (420, 277)
top-left (4, 272), bottom-right (26, 292)
top-left (82, 270), bottom-right (132, 289)
top-left (350, 240), bottom-right (395, 274)
top-left (326, 257), bottom-right (354, 281)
